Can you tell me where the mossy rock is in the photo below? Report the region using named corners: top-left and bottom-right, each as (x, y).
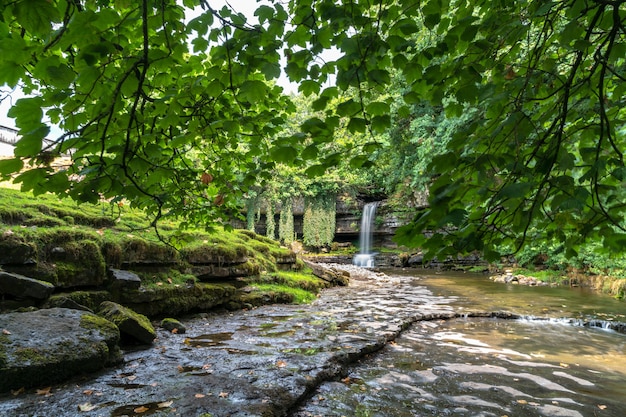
top-left (160, 318), bottom-right (186, 333)
top-left (46, 290), bottom-right (111, 312)
top-left (98, 301), bottom-right (156, 344)
top-left (50, 240), bottom-right (106, 288)
top-left (117, 283), bottom-right (237, 317)
top-left (0, 308), bottom-right (121, 393)
top-left (0, 235), bottom-right (37, 265)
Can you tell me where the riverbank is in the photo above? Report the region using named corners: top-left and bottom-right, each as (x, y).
top-left (2, 264), bottom-right (625, 417)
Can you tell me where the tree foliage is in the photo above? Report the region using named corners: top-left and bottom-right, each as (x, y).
top-left (1, 0), bottom-right (625, 258)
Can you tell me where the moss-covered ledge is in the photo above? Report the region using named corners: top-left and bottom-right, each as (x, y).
top-left (0, 308), bottom-right (122, 393)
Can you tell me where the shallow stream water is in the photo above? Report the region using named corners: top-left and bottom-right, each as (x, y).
top-left (294, 269), bottom-right (626, 417)
top-left (1, 267), bottom-right (625, 416)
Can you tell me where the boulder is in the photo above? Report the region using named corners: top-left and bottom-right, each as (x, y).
top-left (302, 259), bottom-right (349, 286)
top-left (0, 270), bottom-right (55, 300)
top-left (0, 236), bottom-right (37, 265)
top-left (0, 307), bottom-right (121, 393)
top-left (107, 268), bottom-right (142, 291)
top-left (160, 318), bottom-right (186, 334)
top-left (98, 301), bottom-right (156, 344)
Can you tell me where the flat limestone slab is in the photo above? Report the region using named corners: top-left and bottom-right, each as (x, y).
top-left (0, 307), bottom-right (121, 393)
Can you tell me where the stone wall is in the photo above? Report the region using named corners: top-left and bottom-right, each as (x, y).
top-left (238, 195), bottom-right (421, 249)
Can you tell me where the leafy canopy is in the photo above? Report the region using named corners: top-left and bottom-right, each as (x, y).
top-left (1, 0), bottom-right (625, 259)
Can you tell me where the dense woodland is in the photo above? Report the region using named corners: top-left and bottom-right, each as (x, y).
top-left (0, 1), bottom-right (625, 279)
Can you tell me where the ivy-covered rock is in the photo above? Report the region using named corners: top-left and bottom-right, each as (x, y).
top-left (98, 301), bottom-right (156, 345)
top-left (0, 308), bottom-right (121, 393)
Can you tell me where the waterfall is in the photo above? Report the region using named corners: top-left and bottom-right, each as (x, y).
top-left (353, 201), bottom-right (380, 267)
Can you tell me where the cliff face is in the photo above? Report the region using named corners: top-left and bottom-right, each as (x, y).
top-left (243, 196), bottom-right (422, 249)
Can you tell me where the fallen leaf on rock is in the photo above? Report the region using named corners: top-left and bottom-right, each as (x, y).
top-left (202, 364), bottom-right (212, 370)
top-left (83, 389), bottom-right (93, 396)
top-left (218, 392), bottom-right (229, 398)
top-left (11, 387), bottom-right (24, 396)
top-left (158, 400), bottom-right (173, 408)
top-left (2, 329), bottom-right (11, 335)
top-left (341, 377), bottom-right (352, 384)
top-left (516, 399), bottom-right (528, 404)
top-left (276, 360), bottom-right (287, 368)
top-left (559, 363), bottom-right (569, 368)
top-left (36, 386), bottom-right (51, 395)
top-left (598, 405), bottom-right (608, 410)
top-left (78, 402), bottom-right (97, 412)
top-left (194, 393), bottom-right (205, 398)
top-left (133, 405), bottom-right (150, 413)
top-left (171, 328), bottom-right (178, 334)
top-left (127, 375), bottom-right (137, 381)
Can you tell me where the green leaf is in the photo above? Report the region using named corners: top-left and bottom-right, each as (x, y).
top-left (239, 80), bottom-right (268, 103)
top-left (305, 164), bottom-right (327, 177)
top-left (366, 101), bottom-right (390, 116)
top-left (497, 182), bottom-right (531, 199)
top-left (349, 155), bottom-right (369, 169)
top-left (8, 97), bottom-right (44, 130)
top-left (299, 80), bottom-right (320, 96)
top-left (0, 158), bottom-right (23, 175)
top-left (14, 0), bottom-right (61, 36)
top-left (14, 125), bottom-right (49, 157)
top-left (301, 144), bottom-right (319, 160)
top-left (347, 117), bottom-right (367, 133)
top-left (254, 5), bottom-right (274, 24)
top-left (270, 146), bottom-right (298, 163)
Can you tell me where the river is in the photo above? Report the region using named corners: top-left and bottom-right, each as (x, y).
top-left (1, 267), bottom-right (625, 416)
top-left (294, 269), bottom-right (626, 417)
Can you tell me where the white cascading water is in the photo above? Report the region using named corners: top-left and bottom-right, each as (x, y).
top-left (353, 201), bottom-right (379, 267)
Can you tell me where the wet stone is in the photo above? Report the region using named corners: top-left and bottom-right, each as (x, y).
top-left (1, 265), bottom-right (625, 417)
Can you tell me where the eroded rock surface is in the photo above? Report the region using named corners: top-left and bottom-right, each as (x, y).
top-left (0, 265), bottom-right (457, 416)
top-left (0, 307), bottom-right (121, 393)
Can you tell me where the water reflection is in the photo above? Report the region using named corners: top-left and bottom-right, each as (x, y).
top-left (295, 269), bottom-right (626, 417)
top-left (395, 268), bottom-right (626, 321)
top-left (296, 318), bottom-right (626, 417)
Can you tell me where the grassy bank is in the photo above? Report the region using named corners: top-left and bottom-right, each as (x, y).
top-left (0, 186), bottom-right (328, 306)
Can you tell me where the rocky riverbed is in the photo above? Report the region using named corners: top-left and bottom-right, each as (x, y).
top-left (0, 264), bottom-right (460, 416)
top-left (1, 264), bottom-right (624, 417)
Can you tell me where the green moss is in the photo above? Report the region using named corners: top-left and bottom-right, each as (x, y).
top-left (137, 270), bottom-right (198, 289)
top-left (101, 302), bottom-right (152, 330)
top-left (49, 291), bottom-right (111, 311)
top-left (14, 347), bottom-right (47, 365)
top-left (1, 187), bottom-right (300, 295)
top-left (251, 270), bottom-right (330, 292)
top-left (251, 284), bottom-right (317, 304)
top-left (80, 313), bottom-right (118, 336)
top-left (0, 334), bottom-right (9, 369)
